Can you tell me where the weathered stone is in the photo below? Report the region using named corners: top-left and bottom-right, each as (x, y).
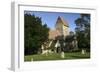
top-left (61, 52), bottom-right (65, 58)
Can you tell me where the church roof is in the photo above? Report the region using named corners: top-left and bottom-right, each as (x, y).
top-left (56, 16), bottom-right (69, 27)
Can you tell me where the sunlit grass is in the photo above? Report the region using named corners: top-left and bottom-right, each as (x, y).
top-left (24, 52), bottom-right (90, 61)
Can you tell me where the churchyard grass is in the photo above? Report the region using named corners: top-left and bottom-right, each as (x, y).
top-left (24, 52), bottom-right (90, 61)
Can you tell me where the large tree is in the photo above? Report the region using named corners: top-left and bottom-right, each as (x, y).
top-left (24, 13), bottom-right (49, 55)
top-left (75, 14), bottom-right (90, 52)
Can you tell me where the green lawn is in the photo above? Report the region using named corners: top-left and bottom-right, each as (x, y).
top-left (24, 52), bottom-right (90, 61)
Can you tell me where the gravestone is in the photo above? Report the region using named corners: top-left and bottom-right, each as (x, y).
top-left (81, 49), bottom-right (85, 54)
top-left (61, 52), bottom-right (65, 58)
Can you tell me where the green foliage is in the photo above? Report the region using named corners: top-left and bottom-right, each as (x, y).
top-left (75, 14), bottom-right (90, 51)
top-left (24, 14), bottom-right (49, 55)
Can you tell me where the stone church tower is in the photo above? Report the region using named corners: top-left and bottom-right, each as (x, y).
top-left (49, 16), bottom-right (70, 40)
top-left (55, 16), bottom-right (70, 38)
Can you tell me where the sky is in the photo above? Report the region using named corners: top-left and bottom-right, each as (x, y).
top-left (24, 11), bottom-right (81, 32)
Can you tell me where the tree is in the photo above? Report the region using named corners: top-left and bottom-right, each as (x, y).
top-left (75, 14), bottom-right (90, 52)
top-left (24, 13), bottom-right (49, 55)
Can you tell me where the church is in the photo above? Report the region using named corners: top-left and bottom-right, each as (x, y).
top-left (41, 16), bottom-right (77, 54)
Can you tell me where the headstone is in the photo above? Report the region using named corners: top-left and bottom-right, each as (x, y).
top-left (61, 52), bottom-right (65, 58)
top-left (82, 49), bottom-right (85, 54)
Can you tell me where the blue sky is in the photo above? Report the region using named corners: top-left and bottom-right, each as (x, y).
top-left (24, 11), bottom-right (81, 32)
